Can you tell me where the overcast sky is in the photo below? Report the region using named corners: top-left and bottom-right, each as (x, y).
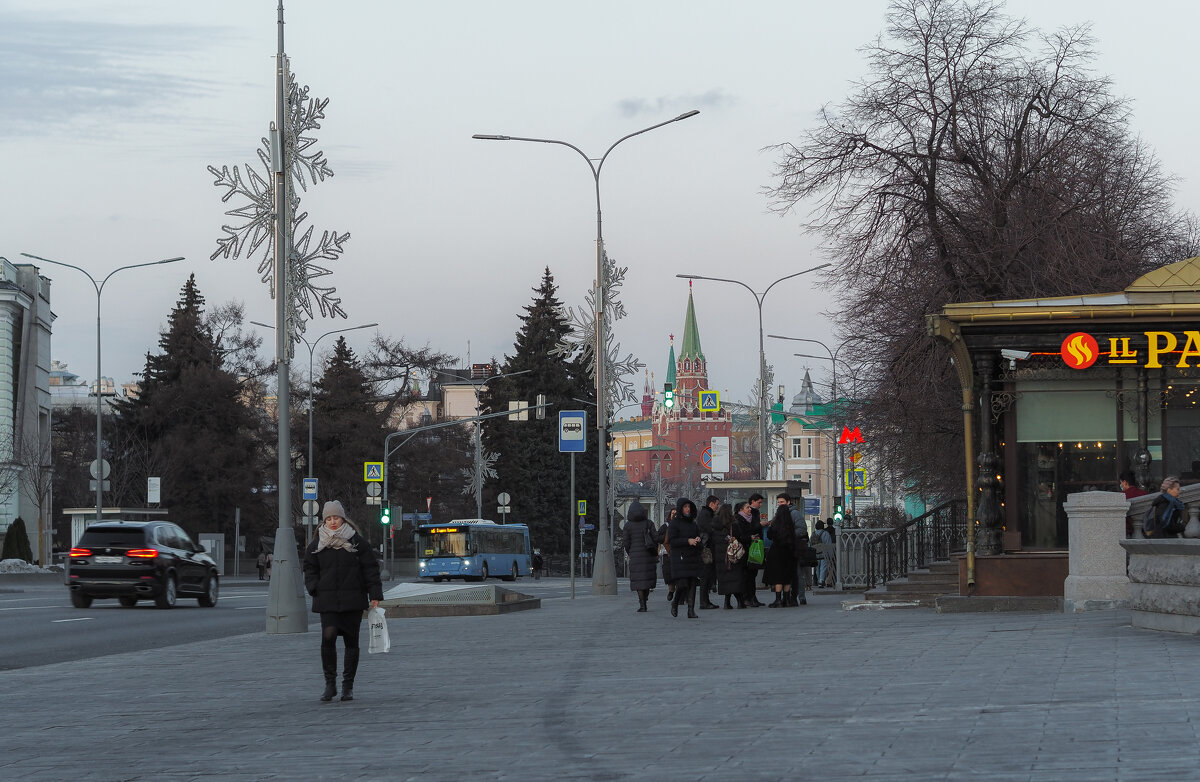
top-left (3, 0), bottom-right (1198, 413)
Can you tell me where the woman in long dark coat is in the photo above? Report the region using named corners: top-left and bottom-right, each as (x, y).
top-left (303, 500), bottom-right (384, 702)
top-left (763, 503), bottom-right (796, 607)
top-left (731, 502), bottom-right (759, 608)
top-left (661, 508), bottom-right (677, 603)
top-left (621, 501), bottom-right (664, 612)
top-left (667, 497), bottom-right (703, 618)
top-left (713, 504), bottom-right (747, 609)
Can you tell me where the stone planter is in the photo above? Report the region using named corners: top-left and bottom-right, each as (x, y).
top-left (1119, 538), bottom-right (1200, 634)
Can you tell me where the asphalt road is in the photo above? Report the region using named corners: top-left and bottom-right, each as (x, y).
top-left (0, 574), bottom-right (575, 671)
top-left (0, 578), bottom-right (276, 670)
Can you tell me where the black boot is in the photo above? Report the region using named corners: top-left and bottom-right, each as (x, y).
top-left (666, 589), bottom-right (675, 604)
top-left (320, 645), bottom-right (338, 702)
top-left (340, 646), bottom-right (359, 701)
top-left (768, 592), bottom-right (783, 607)
top-left (686, 585), bottom-right (699, 619)
top-left (670, 590), bottom-right (679, 617)
top-left (637, 590), bottom-right (648, 612)
top-left (736, 594), bottom-right (747, 609)
top-left (700, 590), bottom-right (719, 610)
top-left (723, 595), bottom-right (733, 610)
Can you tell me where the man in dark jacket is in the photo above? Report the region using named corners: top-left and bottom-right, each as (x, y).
top-left (695, 495), bottom-right (720, 609)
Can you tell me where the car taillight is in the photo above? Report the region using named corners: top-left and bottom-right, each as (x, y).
top-left (126, 549), bottom-right (159, 558)
top-left (69, 548), bottom-right (91, 558)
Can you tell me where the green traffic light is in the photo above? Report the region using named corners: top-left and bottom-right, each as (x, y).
top-left (381, 507), bottom-right (391, 525)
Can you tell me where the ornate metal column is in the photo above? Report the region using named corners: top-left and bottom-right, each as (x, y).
top-left (974, 353), bottom-right (1004, 556)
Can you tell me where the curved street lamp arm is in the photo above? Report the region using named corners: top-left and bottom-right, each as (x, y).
top-left (761, 263), bottom-right (831, 300)
top-left (676, 273), bottom-right (757, 302)
top-left (596, 110), bottom-right (700, 176)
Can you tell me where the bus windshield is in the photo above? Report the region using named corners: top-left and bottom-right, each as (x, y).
top-left (420, 530), bottom-right (469, 558)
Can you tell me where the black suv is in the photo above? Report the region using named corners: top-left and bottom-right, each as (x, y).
top-left (67, 521), bottom-right (219, 609)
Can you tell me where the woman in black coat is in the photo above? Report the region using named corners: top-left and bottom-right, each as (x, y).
top-left (303, 501), bottom-right (383, 702)
top-left (731, 502), bottom-right (760, 608)
top-left (763, 503), bottom-right (796, 607)
top-left (667, 497), bottom-right (703, 618)
top-left (713, 504), bottom-right (747, 609)
top-left (620, 501), bottom-right (664, 612)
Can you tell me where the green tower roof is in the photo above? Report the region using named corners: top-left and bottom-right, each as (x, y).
top-left (679, 287), bottom-right (705, 362)
top-left (665, 337), bottom-right (677, 388)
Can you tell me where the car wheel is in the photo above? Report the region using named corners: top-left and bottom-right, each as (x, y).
top-left (433, 577), bottom-right (443, 583)
top-left (118, 596), bottom-right (138, 608)
top-left (503, 563), bottom-right (518, 582)
top-left (155, 574), bottom-right (178, 609)
top-left (198, 574), bottom-right (219, 607)
top-left (70, 591), bottom-right (93, 609)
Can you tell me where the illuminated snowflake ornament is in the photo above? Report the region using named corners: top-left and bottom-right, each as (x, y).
top-left (208, 62), bottom-right (350, 357)
top-left (552, 248), bottom-right (645, 416)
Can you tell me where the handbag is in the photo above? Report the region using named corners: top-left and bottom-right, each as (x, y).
top-left (801, 547), bottom-right (819, 568)
top-left (367, 606), bottom-right (390, 654)
top-left (643, 523), bottom-right (658, 554)
top-left (747, 539), bottom-right (765, 566)
top-left (701, 546), bottom-right (713, 565)
top-left (726, 537), bottom-right (745, 565)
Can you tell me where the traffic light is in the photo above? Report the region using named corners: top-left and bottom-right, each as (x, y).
top-left (663, 382), bottom-right (675, 409)
top-left (832, 496), bottom-right (844, 525)
top-left (381, 506), bottom-right (391, 525)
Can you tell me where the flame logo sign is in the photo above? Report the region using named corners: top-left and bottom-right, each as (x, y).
top-left (1061, 332), bottom-right (1099, 369)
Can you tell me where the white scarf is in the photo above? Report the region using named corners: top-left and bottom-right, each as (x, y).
top-left (316, 522), bottom-right (357, 553)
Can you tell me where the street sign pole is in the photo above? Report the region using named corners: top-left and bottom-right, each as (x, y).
top-left (569, 452), bottom-right (575, 600)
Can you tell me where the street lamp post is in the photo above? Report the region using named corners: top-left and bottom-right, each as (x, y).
top-left (250, 320), bottom-right (377, 497)
top-left (22, 253), bottom-right (185, 523)
top-left (474, 110), bottom-right (699, 596)
top-left (768, 334), bottom-right (854, 509)
top-left (679, 265), bottom-right (829, 479)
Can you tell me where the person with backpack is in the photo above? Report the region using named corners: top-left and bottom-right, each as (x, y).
top-left (1144, 476), bottom-right (1187, 538)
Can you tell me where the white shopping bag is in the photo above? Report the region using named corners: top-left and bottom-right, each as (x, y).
top-left (367, 606), bottom-right (390, 654)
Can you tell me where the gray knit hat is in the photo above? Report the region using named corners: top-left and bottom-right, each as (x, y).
top-left (322, 500), bottom-right (349, 521)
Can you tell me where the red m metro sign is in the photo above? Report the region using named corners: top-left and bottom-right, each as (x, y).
top-left (838, 426), bottom-right (864, 445)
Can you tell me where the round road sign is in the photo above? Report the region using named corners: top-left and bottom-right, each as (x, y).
top-left (497, 491), bottom-right (511, 505)
top-left (302, 500), bottom-right (319, 516)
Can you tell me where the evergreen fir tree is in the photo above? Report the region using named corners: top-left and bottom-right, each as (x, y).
top-left (311, 337), bottom-right (390, 544)
top-left (111, 275), bottom-right (264, 539)
top-left (479, 268), bottom-right (598, 555)
top-left (1, 517), bottom-right (33, 562)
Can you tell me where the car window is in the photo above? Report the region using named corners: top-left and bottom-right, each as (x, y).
top-left (78, 527), bottom-right (146, 547)
top-left (155, 526), bottom-right (181, 549)
top-left (171, 525), bottom-right (197, 552)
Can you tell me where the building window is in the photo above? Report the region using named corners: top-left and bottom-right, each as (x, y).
top-left (806, 438), bottom-right (813, 459)
top-left (791, 437), bottom-right (802, 459)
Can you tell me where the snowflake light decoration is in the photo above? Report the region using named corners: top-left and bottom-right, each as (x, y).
top-left (552, 248), bottom-right (645, 416)
top-left (461, 442), bottom-right (499, 498)
top-left (208, 61), bottom-right (349, 355)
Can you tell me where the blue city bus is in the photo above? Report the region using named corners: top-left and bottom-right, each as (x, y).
top-left (417, 520), bottom-right (531, 582)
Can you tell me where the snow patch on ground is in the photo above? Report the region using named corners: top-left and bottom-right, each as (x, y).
top-left (0, 559), bottom-right (57, 574)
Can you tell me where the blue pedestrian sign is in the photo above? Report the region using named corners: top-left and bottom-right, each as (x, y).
top-left (364, 462), bottom-right (383, 481)
top-left (699, 390), bottom-right (720, 412)
top-left (302, 478), bottom-right (318, 501)
top-left (558, 410), bottom-right (587, 453)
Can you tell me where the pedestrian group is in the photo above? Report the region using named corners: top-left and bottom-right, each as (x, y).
top-left (622, 493), bottom-right (827, 616)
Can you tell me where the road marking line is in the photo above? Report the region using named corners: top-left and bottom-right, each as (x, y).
top-left (51, 617), bottom-right (93, 623)
top-left (0, 605), bottom-right (53, 612)
top-left (234, 605), bottom-right (267, 610)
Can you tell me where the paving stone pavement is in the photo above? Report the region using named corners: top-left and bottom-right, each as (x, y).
top-left (4, 583), bottom-right (1200, 781)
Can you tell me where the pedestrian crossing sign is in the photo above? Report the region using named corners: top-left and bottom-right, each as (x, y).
top-left (844, 467), bottom-right (867, 491)
top-left (699, 390), bottom-right (720, 412)
top-left (364, 462), bottom-right (383, 481)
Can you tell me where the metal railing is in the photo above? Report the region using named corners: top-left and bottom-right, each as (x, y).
top-left (864, 500), bottom-right (967, 590)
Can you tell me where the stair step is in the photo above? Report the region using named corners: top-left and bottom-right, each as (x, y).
top-left (878, 579), bottom-right (954, 594)
top-left (906, 571), bottom-right (960, 584)
top-left (863, 588), bottom-right (941, 606)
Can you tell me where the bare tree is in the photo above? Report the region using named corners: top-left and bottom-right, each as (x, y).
top-left (766, 0), bottom-right (1192, 496)
top-left (14, 429), bottom-right (53, 564)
